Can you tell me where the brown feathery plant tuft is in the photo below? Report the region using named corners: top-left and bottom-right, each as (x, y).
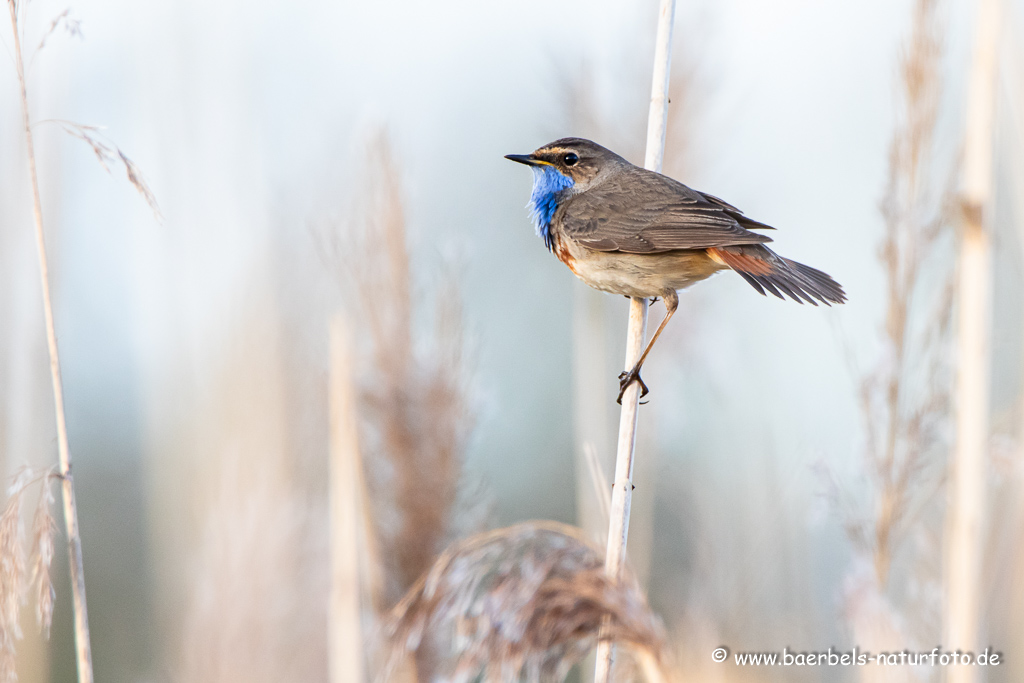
top-left (321, 129), bottom-right (474, 606)
top-left (831, 0), bottom-right (956, 663)
top-left (34, 8), bottom-right (81, 56)
top-left (0, 467), bottom-right (59, 683)
top-left (53, 122), bottom-right (162, 221)
top-left (381, 522), bottom-right (669, 683)
top-left (854, 0), bottom-right (955, 590)
top-left (0, 470), bottom-right (30, 683)
top-left (28, 471), bottom-right (58, 639)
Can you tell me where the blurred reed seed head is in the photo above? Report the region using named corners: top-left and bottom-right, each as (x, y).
top-left (0, 473), bottom-right (27, 683)
top-left (27, 473), bottom-right (56, 639)
top-left (325, 129), bottom-right (476, 606)
top-left (853, 0), bottom-right (954, 591)
top-left (830, 0), bottom-right (954, 661)
top-left (381, 522), bottom-right (669, 683)
top-left (56, 122), bottom-right (162, 222)
top-left (0, 467), bottom-right (58, 683)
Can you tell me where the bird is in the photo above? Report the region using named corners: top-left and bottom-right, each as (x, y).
top-left (506, 137), bottom-right (846, 403)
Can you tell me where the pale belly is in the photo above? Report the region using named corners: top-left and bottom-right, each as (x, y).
top-left (554, 234), bottom-right (725, 299)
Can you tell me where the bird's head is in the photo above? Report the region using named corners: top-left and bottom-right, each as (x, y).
top-left (505, 138), bottom-right (627, 250)
top-left (505, 137), bottom-right (625, 193)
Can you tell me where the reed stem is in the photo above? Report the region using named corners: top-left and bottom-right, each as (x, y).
top-left (329, 317), bottom-right (366, 683)
top-left (594, 0), bottom-right (676, 679)
top-left (943, 1), bottom-right (1000, 680)
top-left (6, 3), bottom-right (93, 681)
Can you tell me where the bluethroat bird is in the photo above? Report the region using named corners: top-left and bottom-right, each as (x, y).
top-left (506, 138), bottom-right (846, 403)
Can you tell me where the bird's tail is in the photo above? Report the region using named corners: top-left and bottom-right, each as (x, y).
top-left (707, 245), bottom-right (846, 306)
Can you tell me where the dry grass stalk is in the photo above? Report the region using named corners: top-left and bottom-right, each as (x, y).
top-left (381, 522), bottom-right (669, 683)
top-left (943, 0), bottom-right (1001, 677)
top-left (6, 4), bottom-right (163, 680)
top-left (324, 130), bottom-right (473, 607)
top-left (6, 3), bottom-right (93, 680)
top-left (853, 0), bottom-right (954, 589)
top-left (596, 1), bottom-right (677, 680)
top-left (329, 318), bottom-right (369, 683)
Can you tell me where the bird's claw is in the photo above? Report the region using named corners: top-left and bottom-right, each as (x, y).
top-left (616, 367), bottom-right (649, 404)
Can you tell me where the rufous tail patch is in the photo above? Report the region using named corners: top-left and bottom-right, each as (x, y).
top-left (706, 247), bottom-right (773, 276)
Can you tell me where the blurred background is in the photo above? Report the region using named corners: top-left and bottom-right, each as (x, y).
top-left (1, 0), bottom-right (1023, 680)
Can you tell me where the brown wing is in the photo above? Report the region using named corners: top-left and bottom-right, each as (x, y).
top-left (557, 166), bottom-right (774, 254)
top-left (697, 191), bottom-right (776, 231)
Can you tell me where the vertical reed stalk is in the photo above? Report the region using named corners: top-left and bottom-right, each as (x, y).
top-left (329, 317), bottom-right (366, 683)
top-left (943, 0), bottom-right (1000, 679)
top-left (6, 3), bottom-right (93, 682)
top-left (594, 1), bottom-right (676, 680)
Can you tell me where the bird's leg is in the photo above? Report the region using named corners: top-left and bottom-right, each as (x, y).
top-left (616, 291), bottom-right (679, 404)
top-left (617, 367), bottom-right (649, 404)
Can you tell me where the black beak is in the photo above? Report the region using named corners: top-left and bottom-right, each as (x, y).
top-left (505, 153), bottom-right (540, 166)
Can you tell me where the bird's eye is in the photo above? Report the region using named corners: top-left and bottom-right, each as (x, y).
top-left (563, 152), bottom-right (579, 166)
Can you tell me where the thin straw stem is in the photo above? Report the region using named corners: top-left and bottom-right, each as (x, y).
top-left (7, 3), bottom-right (93, 682)
top-left (594, 1), bottom-right (676, 680)
top-left (943, 0), bottom-right (1000, 681)
top-left (329, 317), bottom-right (367, 683)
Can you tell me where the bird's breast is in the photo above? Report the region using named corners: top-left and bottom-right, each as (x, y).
top-left (549, 231), bottom-right (725, 298)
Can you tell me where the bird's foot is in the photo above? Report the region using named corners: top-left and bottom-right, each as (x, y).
top-left (616, 367), bottom-right (649, 404)
top-left (650, 297), bottom-right (660, 305)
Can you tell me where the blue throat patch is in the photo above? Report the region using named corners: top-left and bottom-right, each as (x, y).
top-left (528, 165), bottom-right (574, 251)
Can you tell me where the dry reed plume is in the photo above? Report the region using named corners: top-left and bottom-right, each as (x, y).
top-left (831, 0), bottom-right (955, 675)
top-left (53, 122), bottom-right (162, 221)
top-left (27, 473), bottom-right (56, 640)
top-left (0, 468), bottom-right (59, 683)
top-left (381, 522), bottom-right (669, 683)
top-left (323, 130), bottom-right (475, 607)
top-left (34, 8), bottom-right (81, 54)
top-left (852, 0), bottom-right (954, 589)
top-left (314, 130), bottom-right (478, 680)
